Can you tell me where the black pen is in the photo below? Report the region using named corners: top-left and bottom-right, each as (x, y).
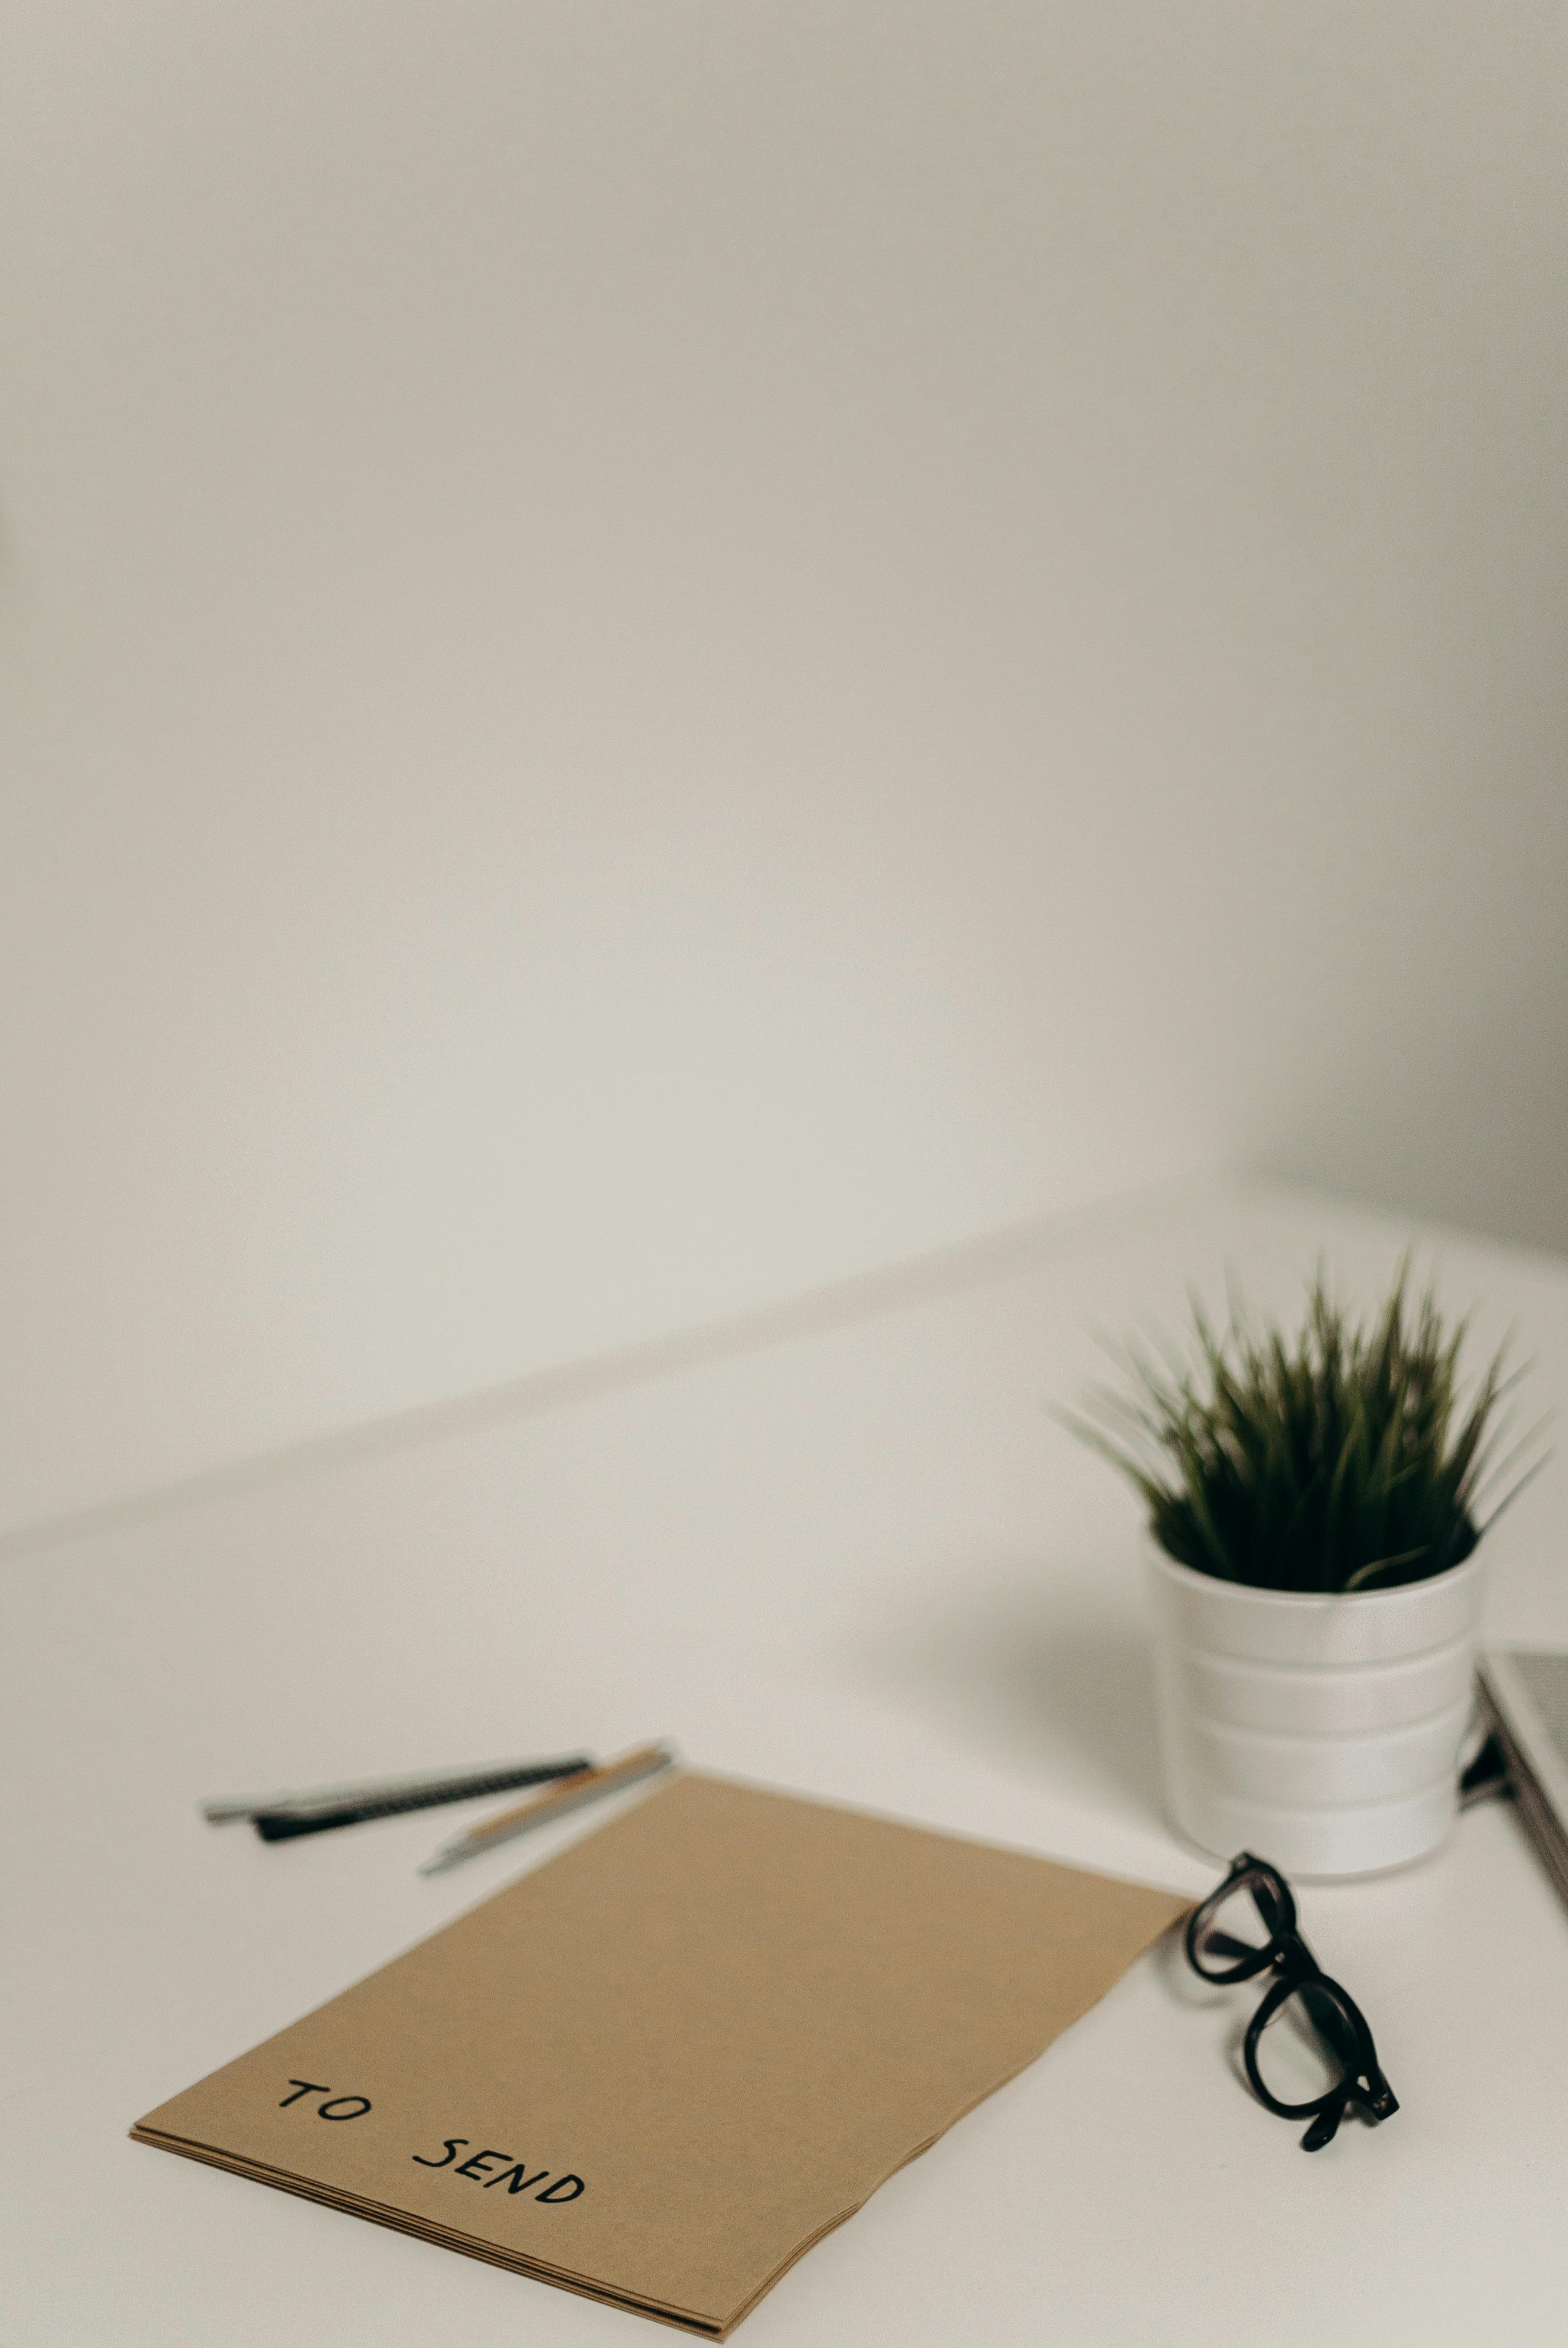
top-left (203, 1755), bottom-right (594, 1841)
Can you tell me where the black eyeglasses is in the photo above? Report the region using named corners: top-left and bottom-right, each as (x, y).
top-left (1185, 1852), bottom-right (1399, 2151)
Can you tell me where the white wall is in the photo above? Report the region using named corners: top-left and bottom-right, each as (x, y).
top-left (3, 3), bottom-right (1566, 1533)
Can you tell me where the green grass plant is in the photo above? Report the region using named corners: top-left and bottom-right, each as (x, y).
top-left (1063, 1265), bottom-right (1546, 1594)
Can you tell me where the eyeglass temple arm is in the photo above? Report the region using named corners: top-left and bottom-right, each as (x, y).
top-left (1201, 1929), bottom-right (1261, 1962)
top-left (1301, 2096), bottom-right (1347, 2152)
top-left (1300, 1981), bottom-right (1365, 2072)
top-left (1299, 2065), bottom-right (1398, 2152)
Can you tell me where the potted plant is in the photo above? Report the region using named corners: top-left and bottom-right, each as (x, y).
top-left (1064, 1268), bottom-right (1545, 1878)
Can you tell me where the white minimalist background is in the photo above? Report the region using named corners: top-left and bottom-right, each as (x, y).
top-left (3, 2), bottom-right (1566, 1533)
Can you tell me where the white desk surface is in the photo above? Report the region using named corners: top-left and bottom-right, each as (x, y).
top-left (5, 1180), bottom-right (1567, 2346)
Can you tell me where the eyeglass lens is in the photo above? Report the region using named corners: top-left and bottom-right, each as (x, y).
top-left (1250, 1978), bottom-right (1364, 2108)
top-left (1190, 1863), bottom-right (1292, 1977)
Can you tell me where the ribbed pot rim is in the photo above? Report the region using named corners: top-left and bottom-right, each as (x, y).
top-left (1143, 1533), bottom-right (1486, 1612)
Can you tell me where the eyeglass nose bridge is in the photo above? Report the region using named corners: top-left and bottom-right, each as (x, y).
top-left (1263, 1925), bottom-right (1314, 1974)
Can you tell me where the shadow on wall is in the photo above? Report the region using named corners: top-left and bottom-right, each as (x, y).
top-left (1251, 966), bottom-right (1568, 1260)
top-left (854, 1564), bottom-right (1164, 1830)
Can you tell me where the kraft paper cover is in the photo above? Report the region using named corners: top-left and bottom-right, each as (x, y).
top-left (134, 1771), bottom-right (1187, 2335)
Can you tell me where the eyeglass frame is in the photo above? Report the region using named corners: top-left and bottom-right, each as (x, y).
top-left (1184, 1851), bottom-right (1400, 2151)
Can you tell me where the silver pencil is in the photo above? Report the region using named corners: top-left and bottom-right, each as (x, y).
top-left (420, 1740), bottom-right (677, 1874)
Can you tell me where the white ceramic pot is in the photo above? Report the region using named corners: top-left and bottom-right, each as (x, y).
top-left (1145, 1540), bottom-right (1486, 1879)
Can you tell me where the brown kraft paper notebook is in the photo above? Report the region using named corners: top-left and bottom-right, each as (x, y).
top-left (133, 1770), bottom-right (1188, 2335)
